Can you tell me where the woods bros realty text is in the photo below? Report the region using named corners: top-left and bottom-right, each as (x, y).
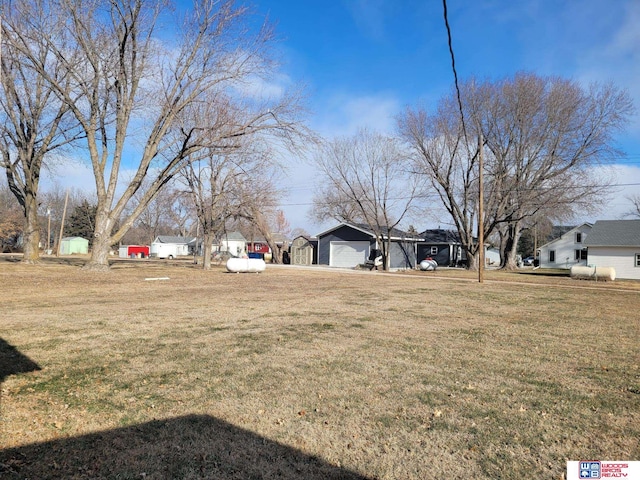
top-left (567, 461), bottom-right (640, 479)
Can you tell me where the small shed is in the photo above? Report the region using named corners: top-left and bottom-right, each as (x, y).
top-left (290, 235), bottom-right (317, 265)
top-left (59, 237), bottom-right (89, 255)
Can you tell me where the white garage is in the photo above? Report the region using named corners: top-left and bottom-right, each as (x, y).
top-left (330, 241), bottom-right (370, 268)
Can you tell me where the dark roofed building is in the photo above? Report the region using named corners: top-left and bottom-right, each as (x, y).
top-left (417, 229), bottom-right (464, 267)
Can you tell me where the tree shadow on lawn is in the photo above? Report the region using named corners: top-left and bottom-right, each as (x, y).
top-left (0, 338), bottom-right (42, 383)
top-left (0, 414), bottom-right (372, 479)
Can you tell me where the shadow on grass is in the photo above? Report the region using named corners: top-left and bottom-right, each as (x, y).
top-left (517, 268), bottom-right (570, 278)
top-left (0, 414), bottom-right (371, 479)
top-left (0, 338), bottom-right (41, 382)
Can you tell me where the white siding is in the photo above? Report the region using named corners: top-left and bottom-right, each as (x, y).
top-left (588, 246), bottom-right (640, 280)
top-left (221, 240), bottom-right (246, 256)
top-left (538, 224), bottom-right (591, 269)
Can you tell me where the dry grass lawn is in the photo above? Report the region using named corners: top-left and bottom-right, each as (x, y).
top-left (0, 257), bottom-right (638, 479)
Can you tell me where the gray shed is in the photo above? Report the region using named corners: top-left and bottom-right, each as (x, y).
top-left (290, 235), bottom-right (317, 265)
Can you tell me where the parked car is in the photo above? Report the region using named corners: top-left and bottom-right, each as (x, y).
top-left (522, 256), bottom-right (535, 266)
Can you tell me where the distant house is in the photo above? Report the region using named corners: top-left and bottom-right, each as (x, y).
top-left (218, 231), bottom-right (247, 257)
top-left (59, 237), bottom-right (89, 255)
top-left (316, 222), bottom-right (420, 269)
top-left (245, 233), bottom-right (291, 261)
top-left (485, 247), bottom-right (501, 267)
top-left (584, 219), bottom-right (640, 280)
top-left (537, 223), bottom-right (592, 269)
top-left (417, 229), bottom-right (465, 267)
top-left (290, 235), bottom-right (317, 265)
top-left (150, 236), bottom-right (193, 259)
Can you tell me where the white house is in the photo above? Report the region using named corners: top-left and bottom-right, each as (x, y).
top-left (218, 231), bottom-right (247, 257)
top-left (584, 219), bottom-right (640, 280)
top-left (537, 223), bottom-right (592, 269)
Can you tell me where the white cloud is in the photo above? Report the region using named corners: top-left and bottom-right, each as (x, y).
top-left (40, 155), bottom-right (96, 196)
top-left (313, 92), bottom-right (402, 137)
top-left (583, 164), bottom-right (640, 222)
top-left (234, 72), bottom-right (291, 100)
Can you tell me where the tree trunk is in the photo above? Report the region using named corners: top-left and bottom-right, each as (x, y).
top-left (500, 223), bottom-right (520, 270)
top-left (465, 247), bottom-right (479, 271)
top-left (21, 192), bottom-right (41, 263)
top-left (82, 212), bottom-right (114, 271)
top-left (202, 231), bottom-right (214, 270)
top-left (383, 237), bottom-right (391, 271)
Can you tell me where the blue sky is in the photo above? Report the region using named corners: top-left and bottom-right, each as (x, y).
top-left (252, 0), bottom-right (640, 233)
top-left (43, 0), bottom-right (640, 234)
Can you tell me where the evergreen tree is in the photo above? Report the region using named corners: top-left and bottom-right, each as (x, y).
top-left (65, 200), bottom-right (96, 246)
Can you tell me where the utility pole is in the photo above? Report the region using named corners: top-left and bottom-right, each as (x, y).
top-left (478, 134), bottom-right (484, 283)
top-left (56, 190), bottom-right (69, 256)
top-left (46, 207), bottom-right (51, 254)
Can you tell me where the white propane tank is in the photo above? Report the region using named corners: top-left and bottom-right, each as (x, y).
top-left (226, 258), bottom-right (266, 273)
top-left (570, 265), bottom-right (616, 281)
top-left (419, 259), bottom-right (438, 271)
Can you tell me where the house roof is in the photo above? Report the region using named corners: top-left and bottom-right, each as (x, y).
top-left (316, 222), bottom-right (422, 241)
top-left (538, 223), bottom-right (592, 249)
top-left (584, 220), bottom-right (640, 247)
top-left (220, 231), bottom-right (246, 242)
top-left (246, 233), bottom-right (290, 244)
top-left (153, 235), bottom-right (193, 244)
top-left (419, 229), bottom-right (461, 244)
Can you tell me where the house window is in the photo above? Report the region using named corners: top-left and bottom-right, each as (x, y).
top-left (575, 249), bottom-right (587, 261)
top-left (575, 232), bottom-right (582, 243)
top-left (549, 250), bottom-right (556, 263)
top-left (430, 246), bottom-right (438, 255)
top-left (636, 254), bottom-right (640, 267)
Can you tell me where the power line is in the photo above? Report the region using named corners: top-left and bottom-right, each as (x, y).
top-left (442, 0), bottom-right (468, 143)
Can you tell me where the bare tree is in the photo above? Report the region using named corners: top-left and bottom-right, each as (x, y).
top-left (121, 178), bottom-right (193, 245)
top-left (481, 74), bottom-right (630, 268)
top-left (10, 0), bottom-right (305, 270)
top-left (273, 209), bottom-right (291, 237)
top-left (0, 1), bottom-right (82, 262)
top-left (399, 74), bottom-right (633, 269)
top-left (178, 85), bottom-right (306, 269)
top-left (398, 100), bottom-right (484, 269)
top-left (623, 194), bottom-right (640, 218)
top-left (312, 129), bottom-right (421, 270)
top-left (181, 135), bottom-right (283, 269)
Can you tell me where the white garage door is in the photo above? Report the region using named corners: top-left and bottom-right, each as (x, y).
top-left (330, 241), bottom-right (369, 268)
